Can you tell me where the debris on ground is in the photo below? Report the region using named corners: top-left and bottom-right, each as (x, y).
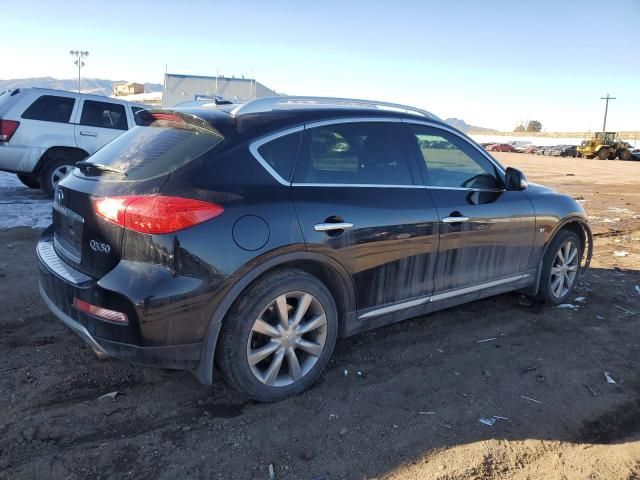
top-left (418, 411), bottom-right (435, 415)
top-left (519, 296), bottom-right (533, 306)
top-left (479, 416), bottom-right (508, 426)
top-left (596, 315), bottom-right (605, 320)
top-left (613, 305), bottom-right (638, 316)
top-left (585, 384), bottom-right (597, 397)
top-left (356, 370), bottom-right (364, 377)
top-left (557, 304), bottom-right (578, 310)
top-left (329, 414), bottom-right (339, 420)
top-left (520, 365), bottom-right (538, 374)
top-left (613, 251), bottom-right (630, 257)
top-left (98, 391), bottom-right (120, 401)
top-left (574, 297), bottom-right (586, 303)
top-left (521, 395), bottom-right (543, 404)
top-left (635, 285), bottom-right (640, 294)
top-left (477, 337), bottom-right (497, 343)
top-left (604, 372), bottom-right (617, 384)
top-left (339, 427), bottom-right (348, 436)
top-left (342, 369), bottom-right (349, 377)
top-left (268, 464), bottom-right (275, 480)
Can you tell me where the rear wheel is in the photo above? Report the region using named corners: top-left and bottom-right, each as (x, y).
top-left (38, 154), bottom-right (83, 196)
top-left (16, 174), bottom-right (40, 189)
top-left (597, 148), bottom-right (610, 160)
top-left (536, 230), bottom-right (582, 305)
top-left (217, 269), bottom-right (338, 402)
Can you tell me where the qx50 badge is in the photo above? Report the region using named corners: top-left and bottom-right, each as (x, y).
top-left (90, 240), bottom-right (111, 254)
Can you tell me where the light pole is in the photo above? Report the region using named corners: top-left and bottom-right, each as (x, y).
top-left (69, 50), bottom-right (89, 93)
top-left (600, 93), bottom-right (616, 133)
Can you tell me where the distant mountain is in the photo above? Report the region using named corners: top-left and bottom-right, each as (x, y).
top-left (0, 77), bottom-right (162, 97)
top-left (444, 118), bottom-right (498, 134)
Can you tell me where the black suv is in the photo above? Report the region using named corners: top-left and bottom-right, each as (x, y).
top-left (37, 97), bottom-right (592, 401)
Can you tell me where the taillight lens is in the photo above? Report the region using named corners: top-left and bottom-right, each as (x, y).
top-left (93, 195), bottom-right (224, 234)
top-left (0, 120), bottom-right (19, 142)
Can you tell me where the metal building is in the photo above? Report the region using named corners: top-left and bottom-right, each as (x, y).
top-left (162, 73), bottom-right (278, 107)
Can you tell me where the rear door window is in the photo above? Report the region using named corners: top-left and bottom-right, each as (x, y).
top-left (22, 95), bottom-right (75, 123)
top-left (296, 122), bottom-right (414, 185)
top-left (80, 100), bottom-right (128, 130)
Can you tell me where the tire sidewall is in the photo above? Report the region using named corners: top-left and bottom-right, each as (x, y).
top-left (218, 270), bottom-right (338, 402)
top-left (539, 230), bottom-right (582, 304)
top-left (40, 157), bottom-right (74, 196)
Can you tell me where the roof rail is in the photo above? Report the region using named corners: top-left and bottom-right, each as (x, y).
top-left (230, 96), bottom-right (439, 119)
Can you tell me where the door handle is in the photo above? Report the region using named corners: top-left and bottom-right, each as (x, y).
top-left (442, 216), bottom-right (470, 223)
top-left (79, 131), bottom-right (97, 137)
top-left (314, 222), bottom-right (354, 232)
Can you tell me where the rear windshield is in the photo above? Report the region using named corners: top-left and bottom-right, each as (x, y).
top-left (84, 121), bottom-right (223, 180)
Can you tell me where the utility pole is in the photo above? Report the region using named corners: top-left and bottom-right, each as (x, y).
top-left (69, 50), bottom-right (89, 93)
top-left (600, 93), bottom-right (616, 133)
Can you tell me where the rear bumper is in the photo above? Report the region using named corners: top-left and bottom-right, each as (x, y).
top-left (37, 231), bottom-right (203, 370)
top-left (0, 143), bottom-right (43, 173)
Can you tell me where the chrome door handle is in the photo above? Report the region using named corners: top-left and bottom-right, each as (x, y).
top-left (314, 222), bottom-right (354, 232)
top-left (442, 216), bottom-right (470, 223)
top-left (79, 131), bottom-right (97, 137)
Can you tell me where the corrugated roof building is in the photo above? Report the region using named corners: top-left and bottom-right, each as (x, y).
top-left (162, 73), bottom-right (278, 107)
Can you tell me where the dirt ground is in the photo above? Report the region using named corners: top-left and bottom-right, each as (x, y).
top-left (1, 153), bottom-right (640, 480)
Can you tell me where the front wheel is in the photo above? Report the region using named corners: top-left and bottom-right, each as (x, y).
top-left (217, 269), bottom-right (338, 402)
top-left (597, 148), bottom-right (610, 160)
top-left (536, 230), bottom-right (582, 304)
top-left (618, 149), bottom-right (632, 161)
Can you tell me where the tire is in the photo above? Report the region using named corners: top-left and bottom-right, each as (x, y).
top-left (216, 269), bottom-right (338, 402)
top-left (16, 174), bottom-right (40, 189)
top-left (536, 230), bottom-right (582, 305)
top-left (618, 149), bottom-right (632, 161)
top-left (597, 148), bottom-right (610, 160)
top-left (39, 156), bottom-right (77, 196)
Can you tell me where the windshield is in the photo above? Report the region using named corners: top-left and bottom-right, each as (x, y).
top-left (84, 122), bottom-right (223, 180)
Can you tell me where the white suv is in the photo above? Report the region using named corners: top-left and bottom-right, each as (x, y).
top-left (0, 88), bottom-right (147, 195)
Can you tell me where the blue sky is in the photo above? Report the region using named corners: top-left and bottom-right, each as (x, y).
top-left (2, 0), bottom-right (639, 131)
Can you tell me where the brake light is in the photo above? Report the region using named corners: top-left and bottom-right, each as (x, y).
top-left (148, 112), bottom-right (184, 123)
top-left (93, 196), bottom-right (224, 234)
top-left (73, 298), bottom-right (128, 324)
top-left (0, 120), bottom-right (19, 142)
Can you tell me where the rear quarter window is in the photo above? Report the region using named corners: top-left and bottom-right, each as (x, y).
top-left (255, 130), bottom-right (302, 182)
top-left (80, 100), bottom-right (128, 130)
top-left (22, 95), bottom-right (75, 123)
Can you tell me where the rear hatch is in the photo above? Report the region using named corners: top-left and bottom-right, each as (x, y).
top-left (53, 110), bottom-right (227, 278)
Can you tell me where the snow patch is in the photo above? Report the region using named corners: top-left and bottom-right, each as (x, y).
top-left (0, 172), bottom-right (52, 229)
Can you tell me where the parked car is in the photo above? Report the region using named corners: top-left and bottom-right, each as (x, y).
top-left (631, 148), bottom-right (640, 161)
top-left (0, 88), bottom-right (147, 195)
top-left (483, 143), bottom-right (497, 150)
top-left (489, 143), bottom-right (516, 152)
top-left (541, 145), bottom-right (558, 155)
top-left (549, 145), bottom-right (578, 157)
top-left (523, 145), bottom-right (540, 154)
top-left (37, 96), bottom-right (592, 402)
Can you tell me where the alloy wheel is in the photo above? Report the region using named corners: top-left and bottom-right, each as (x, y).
top-left (51, 164), bottom-right (73, 188)
top-left (247, 291), bottom-right (328, 387)
top-left (550, 241), bottom-right (579, 298)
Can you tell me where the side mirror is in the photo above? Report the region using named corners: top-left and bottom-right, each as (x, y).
top-left (505, 167), bottom-right (528, 191)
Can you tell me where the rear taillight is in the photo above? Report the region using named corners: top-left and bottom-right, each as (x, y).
top-left (93, 195), bottom-right (224, 234)
top-left (0, 120), bottom-right (19, 142)
top-left (73, 298), bottom-right (128, 324)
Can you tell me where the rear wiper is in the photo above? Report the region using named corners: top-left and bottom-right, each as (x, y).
top-left (75, 161), bottom-right (127, 176)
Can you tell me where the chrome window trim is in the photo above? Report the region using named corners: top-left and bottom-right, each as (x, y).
top-left (291, 183), bottom-right (423, 189)
top-left (248, 125), bottom-right (305, 186)
top-left (402, 119), bottom-right (507, 176)
top-left (358, 274), bottom-right (529, 320)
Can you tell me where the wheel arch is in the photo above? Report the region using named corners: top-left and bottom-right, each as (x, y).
top-left (529, 216), bottom-right (593, 296)
top-left (192, 250), bottom-right (357, 385)
top-left (34, 146), bottom-right (89, 174)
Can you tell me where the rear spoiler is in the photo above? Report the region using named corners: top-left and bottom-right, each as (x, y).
top-left (134, 109), bottom-right (225, 137)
